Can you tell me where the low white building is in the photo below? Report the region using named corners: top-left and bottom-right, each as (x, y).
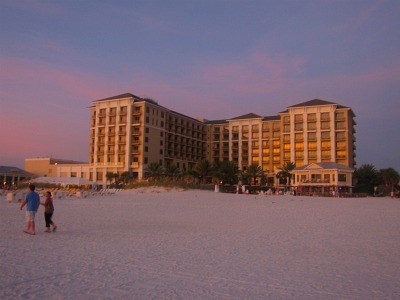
top-left (292, 162), bottom-right (354, 196)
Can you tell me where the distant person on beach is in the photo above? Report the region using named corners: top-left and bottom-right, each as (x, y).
top-left (20, 184), bottom-right (40, 235)
top-left (40, 191), bottom-right (57, 233)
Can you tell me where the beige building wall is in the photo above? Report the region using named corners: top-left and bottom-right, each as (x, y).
top-left (25, 97), bottom-right (355, 187)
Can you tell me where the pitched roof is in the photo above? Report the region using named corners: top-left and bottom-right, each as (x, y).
top-left (0, 166), bottom-right (33, 175)
top-left (294, 162), bottom-right (354, 171)
top-left (288, 99), bottom-right (347, 108)
top-left (262, 115), bottom-right (280, 121)
top-left (93, 93), bottom-right (141, 102)
top-left (204, 119), bottom-right (229, 125)
top-left (229, 113), bottom-right (262, 120)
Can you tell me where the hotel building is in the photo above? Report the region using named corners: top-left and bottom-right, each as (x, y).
top-left (26, 94), bottom-right (356, 190)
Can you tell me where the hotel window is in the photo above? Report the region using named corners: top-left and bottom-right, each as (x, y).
top-left (284, 143), bottom-right (290, 151)
top-left (232, 126), bottom-right (239, 132)
top-left (242, 125), bottom-right (249, 132)
top-left (295, 142), bottom-right (303, 150)
top-left (322, 150), bottom-right (331, 158)
top-left (308, 113), bottom-right (316, 122)
top-left (321, 121), bottom-right (330, 130)
top-left (272, 131), bottom-right (280, 138)
top-left (252, 141), bottom-right (259, 148)
top-left (308, 150), bottom-right (317, 158)
top-left (284, 152), bottom-right (291, 159)
top-left (336, 141), bottom-right (346, 149)
top-left (294, 114), bottom-right (303, 123)
top-left (252, 149), bottom-right (259, 155)
top-left (252, 132), bottom-right (259, 139)
top-left (283, 134), bottom-right (290, 142)
top-left (283, 116), bottom-right (290, 123)
top-left (242, 132), bottom-right (248, 139)
top-left (336, 121), bottom-right (346, 130)
top-left (308, 142), bottom-right (317, 150)
top-left (273, 148), bottom-right (280, 155)
top-left (336, 112), bottom-right (345, 120)
top-left (324, 174), bottom-right (330, 183)
top-left (295, 123), bottom-right (303, 131)
top-left (295, 133), bottom-right (303, 141)
top-left (283, 124), bottom-right (290, 132)
top-left (273, 141), bottom-right (280, 147)
top-left (308, 122), bottom-right (316, 130)
top-left (338, 174), bottom-right (347, 182)
top-left (336, 132), bottom-right (346, 140)
top-left (262, 148), bottom-right (270, 155)
top-left (262, 123), bottom-right (269, 131)
top-left (336, 150), bottom-right (346, 159)
top-left (321, 112), bottom-right (330, 121)
top-left (252, 124), bottom-right (259, 132)
top-left (321, 141), bottom-right (331, 149)
top-left (262, 156), bottom-right (269, 162)
top-left (262, 131), bottom-right (269, 138)
top-left (272, 123), bottom-right (280, 131)
top-left (252, 156), bottom-right (259, 163)
top-left (308, 132), bottom-right (316, 140)
top-left (321, 132), bottom-right (330, 140)
top-left (262, 140), bottom-right (269, 147)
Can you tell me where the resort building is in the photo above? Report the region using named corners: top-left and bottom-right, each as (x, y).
top-left (205, 99), bottom-right (356, 188)
top-left (25, 157), bottom-right (86, 178)
top-left (25, 94), bottom-right (356, 191)
top-left (87, 93), bottom-right (206, 182)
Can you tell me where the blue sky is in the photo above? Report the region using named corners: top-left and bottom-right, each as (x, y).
top-left (1, 0), bottom-right (399, 171)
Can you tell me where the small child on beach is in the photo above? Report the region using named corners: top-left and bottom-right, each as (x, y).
top-left (40, 191), bottom-right (57, 233)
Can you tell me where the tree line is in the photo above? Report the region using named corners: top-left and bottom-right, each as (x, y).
top-left (106, 161), bottom-right (296, 187)
top-left (106, 161), bottom-right (400, 196)
top-left (353, 164), bottom-right (400, 196)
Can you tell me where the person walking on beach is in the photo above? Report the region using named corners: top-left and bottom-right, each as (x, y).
top-left (41, 191), bottom-right (57, 233)
top-left (20, 184), bottom-right (40, 235)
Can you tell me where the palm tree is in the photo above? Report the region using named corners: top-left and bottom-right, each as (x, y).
top-left (120, 171), bottom-right (134, 185)
top-left (105, 172), bottom-right (114, 187)
top-left (378, 168), bottom-right (400, 195)
top-left (192, 160), bottom-right (213, 184)
top-left (354, 164), bottom-right (378, 194)
top-left (282, 161), bottom-right (296, 186)
top-left (214, 161), bottom-right (240, 185)
top-left (165, 164), bottom-right (182, 182)
top-left (144, 162), bottom-right (164, 182)
top-left (246, 163), bottom-right (264, 185)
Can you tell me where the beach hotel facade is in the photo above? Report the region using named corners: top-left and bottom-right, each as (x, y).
top-left (26, 93), bottom-right (356, 193)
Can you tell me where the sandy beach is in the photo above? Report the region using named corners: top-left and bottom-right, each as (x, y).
top-left (1, 188), bottom-right (399, 299)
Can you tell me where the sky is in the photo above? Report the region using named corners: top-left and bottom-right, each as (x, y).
top-left (1, 0), bottom-right (399, 172)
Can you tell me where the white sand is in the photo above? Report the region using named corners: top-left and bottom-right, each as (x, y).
top-left (1, 189), bottom-right (399, 299)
